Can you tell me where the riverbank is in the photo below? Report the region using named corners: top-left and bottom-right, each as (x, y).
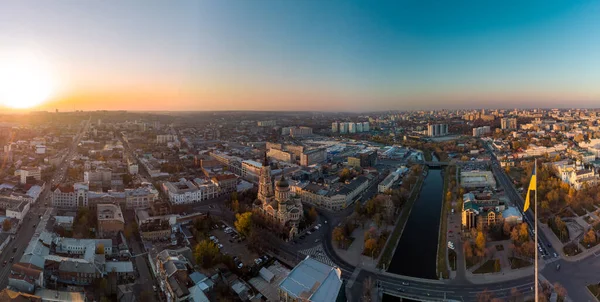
top-left (436, 164), bottom-right (456, 279)
top-left (377, 166), bottom-right (426, 269)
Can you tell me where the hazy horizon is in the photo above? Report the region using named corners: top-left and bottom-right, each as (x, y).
top-left (2, 0), bottom-right (600, 111)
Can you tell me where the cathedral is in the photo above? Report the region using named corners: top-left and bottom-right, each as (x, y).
top-left (254, 154), bottom-right (303, 238)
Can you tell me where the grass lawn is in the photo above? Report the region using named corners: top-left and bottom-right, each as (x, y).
top-left (509, 257), bottom-right (532, 269)
top-left (587, 284), bottom-right (600, 300)
top-left (473, 259), bottom-right (501, 274)
top-left (563, 242), bottom-right (582, 256)
top-left (448, 249), bottom-right (457, 271)
top-left (378, 170), bottom-right (425, 269)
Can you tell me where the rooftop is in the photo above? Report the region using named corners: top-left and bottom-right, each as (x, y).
top-left (278, 256), bottom-right (342, 302)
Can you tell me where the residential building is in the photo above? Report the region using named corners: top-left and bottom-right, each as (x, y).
top-left (300, 148), bottom-right (326, 166)
top-left (157, 134), bottom-right (177, 144)
top-left (461, 192), bottom-right (505, 229)
top-left (501, 117), bottom-right (517, 130)
top-left (339, 122), bottom-right (348, 134)
top-left (289, 127), bottom-right (313, 137)
top-left (155, 249), bottom-right (194, 302)
top-left (472, 126), bottom-right (491, 137)
top-left (258, 120), bottom-right (276, 127)
top-left (427, 124), bottom-right (448, 137)
top-left (97, 204), bottom-right (125, 238)
top-left (331, 122), bottom-right (338, 133)
top-left (125, 186), bottom-right (158, 209)
top-left (362, 122), bottom-right (370, 132)
top-left (16, 167), bottom-right (42, 184)
top-left (242, 160), bottom-right (263, 182)
top-left (296, 183), bottom-right (346, 211)
top-left (162, 179), bottom-right (218, 205)
top-left (348, 122), bottom-right (356, 133)
top-left (268, 148), bottom-right (294, 163)
top-left (278, 256), bottom-right (343, 302)
top-left (211, 174), bottom-right (238, 194)
top-left (84, 169), bottom-right (112, 188)
top-left (8, 263), bottom-right (43, 294)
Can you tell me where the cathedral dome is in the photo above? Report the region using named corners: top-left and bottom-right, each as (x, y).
top-left (276, 174), bottom-right (289, 188)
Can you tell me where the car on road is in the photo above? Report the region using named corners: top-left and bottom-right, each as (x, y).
top-left (2, 261), bottom-right (6, 266)
top-left (397, 288), bottom-right (405, 292)
top-left (315, 239), bottom-right (320, 243)
top-left (401, 282), bottom-right (409, 286)
top-left (9, 257), bottom-right (14, 263)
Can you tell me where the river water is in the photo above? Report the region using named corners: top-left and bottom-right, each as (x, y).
top-left (387, 165), bottom-right (444, 279)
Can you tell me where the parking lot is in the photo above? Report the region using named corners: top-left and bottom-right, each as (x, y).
top-left (211, 226), bottom-right (260, 268)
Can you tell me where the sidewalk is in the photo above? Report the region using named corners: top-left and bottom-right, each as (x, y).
top-left (333, 221), bottom-right (393, 271)
top-left (465, 260), bottom-right (542, 284)
top-left (539, 222), bottom-right (600, 262)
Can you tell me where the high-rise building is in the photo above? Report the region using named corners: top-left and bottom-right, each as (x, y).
top-left (331, 122), bottom-right (339, 133)
top-left (356, 122), bottom-right (363, 133)
top-left (362, 122), bottom-right (370, 132)
top-left (339, 122), bottom-right (348, 134)
top-left (348, 122), bottom-right (356, 133)
top-left (427, 123), bottom-right (448, 137)
top-left (501, 118), bottom-right (517, 130)
top-left (472, 126), bottom-right (491, 137)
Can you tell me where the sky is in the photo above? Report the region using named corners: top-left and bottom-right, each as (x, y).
top-left (1, 0), bottom-right (600, 112)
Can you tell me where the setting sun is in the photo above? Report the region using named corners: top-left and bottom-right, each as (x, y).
top-left (0, 51), bottom-right (57, 109)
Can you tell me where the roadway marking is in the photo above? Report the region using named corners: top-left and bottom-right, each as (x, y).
top-left (467, 283), bottom-right (534, 294)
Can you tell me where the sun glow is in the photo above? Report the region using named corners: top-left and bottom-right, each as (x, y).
top-left (0, 50), bottom-right (57, 109)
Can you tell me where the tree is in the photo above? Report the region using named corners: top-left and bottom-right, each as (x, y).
top-left (332, 227), bottom-right (346, 248)
top-left (234, 212), bottom-right (252, 237)
top-left (446, 191), bottom-right (452, 202)
top-left (518, 223), bottom-right (529, 242)
top-left (365, 238), bottom-right (378, 256)
top-left (2, 219), bottom-right (11, 231)
top-left (122, 173), bottom-right (133, 186)
top-left (475, 231), bottom-right (486, 252)
top-left (494, 259), bottom-right (501, 272)
top-left (124, 222), bottom-right (138, 240)
top-left (231, 199), bottom-right (240, 213)
top-left (584, 229), bottom-right (597, 246)
top-left (554, 282), bottom-right (567, 298)
top-left (308, 207), bottom-right (318, 224)
top-left (464, 242), bottom-right (473, 259)
top-left (503, 221), bottom-right (512, 236)
top-left (194, 239), bottom-right (220, 268)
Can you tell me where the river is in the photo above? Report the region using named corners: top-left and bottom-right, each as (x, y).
top-left (387, 162), bottom-right (445, 279)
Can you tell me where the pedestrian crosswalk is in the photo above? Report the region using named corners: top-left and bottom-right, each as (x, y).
top-left (299, 244), bottom-right (336, 267)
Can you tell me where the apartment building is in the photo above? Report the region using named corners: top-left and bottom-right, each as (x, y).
top-left (97, 204), bottom-right (125, 238)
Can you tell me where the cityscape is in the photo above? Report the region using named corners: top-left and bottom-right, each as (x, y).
top-left (2, 1), bottom-right (600, 302)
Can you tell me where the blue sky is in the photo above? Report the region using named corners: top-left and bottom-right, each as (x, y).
top-left (1, 0), bottom-right (599, 111)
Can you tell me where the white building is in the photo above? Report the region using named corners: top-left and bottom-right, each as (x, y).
top-left (331, 122), bottom-right (339, 133)
top-left (348, 122), bottom-right (356, 134)
top-left (125, 186), bottom-right (158, 209)
top-left (289, 127), bottom-right (313, 137)
top-left (339, 122), bottom-right (348, 134)
top-left (16, 167), bottom-right (41, 184)
top-left (162, 178), bottom-right (218, 205)
top-left (51, 182), bottom-right (89, 209)
top-left (362, 122), bottom-right (370, 132)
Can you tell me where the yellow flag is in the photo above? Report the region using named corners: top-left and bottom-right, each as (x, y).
top-left (523, 167), bottom-right (536, 212)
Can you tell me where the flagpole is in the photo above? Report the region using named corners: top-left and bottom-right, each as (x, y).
top-left (534, 159), bottom-right (538, 302)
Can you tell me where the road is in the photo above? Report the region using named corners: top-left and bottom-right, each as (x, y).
top-left (0, 118), bottom-right (90, 290)
top-left (485, 144), bottom-right (557, 258)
